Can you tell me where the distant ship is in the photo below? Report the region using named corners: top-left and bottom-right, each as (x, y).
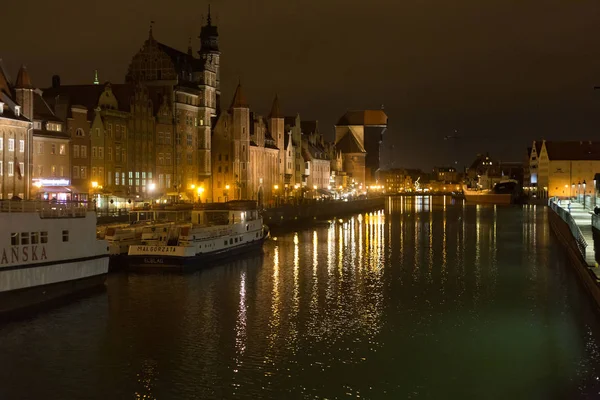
top-left (463, 180), bottom-right (520, 205)
top-left (0, 200), bottom-right (109, 315)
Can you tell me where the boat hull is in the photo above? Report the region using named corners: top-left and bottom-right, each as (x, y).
top-left (463, 193), bottom-right (513, 204)
top-left (127, 238), bottom-right (268, 271)
top-left (0, 271), bottom-right (107, 316)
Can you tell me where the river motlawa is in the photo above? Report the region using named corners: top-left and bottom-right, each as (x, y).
top-left (1, 196), bottom-right (599, 399)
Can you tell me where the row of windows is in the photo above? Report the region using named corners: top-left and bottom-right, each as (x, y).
top-left (0, 193), bottom-right (24, 200)
top-left (0, 161), bottom-right (23, 177)
top-left (34, 165), bottom-right (66, 178)
top-left (11, 231), bottom-right (49, 246)
top-left (0, 138), bottom-right (25, 153)
top-left (73, 166), bottom-right (88, 179)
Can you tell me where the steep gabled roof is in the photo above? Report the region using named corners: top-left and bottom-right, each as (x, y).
top-left (336, 132), bottom-right (366, 154)
top-left (269, 95), bottom-right (283, 118)
top-left (230, 83), bottom-right (248, 109)
top-left (33, 91), bottom-right (63, 123)
top-left (15, 65), bottom-right (33, 89)
top-left (337, 110), bottom-right (387, 126)
top-left (544, 141), bottom-right (600, 161)
top-left (0, 59), bottom-right (12, 97)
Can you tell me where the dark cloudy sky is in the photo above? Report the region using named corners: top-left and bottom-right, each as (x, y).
top-left (3, 0), bottom-right (600, 170)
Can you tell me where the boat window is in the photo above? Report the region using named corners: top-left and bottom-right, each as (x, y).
top-left (62, 230), bottom-right (69, 242)
top-left (21, 232), bottom-right (29, 246)
top-left (235, 238), bottom-right (238, 243)
top-left (11, 233), bottom-right (19, 246)
top-left (239, 236), bottom-right (242, 242)
top-left (224, 241), bottom-right (227, 246)
top-left (31, 232), bottom-right (39, 245)
top-left (256, 232), bottom-right (259, 238)
top-left (230, 238), bottom-right (233, 245)
top-left (246, 225), bottom-right (249, 231)
top-left (41, 232), bottom-right (48, 244)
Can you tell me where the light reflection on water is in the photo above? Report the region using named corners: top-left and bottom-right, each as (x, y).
top-left (0, 196), bottom-right (599, 399)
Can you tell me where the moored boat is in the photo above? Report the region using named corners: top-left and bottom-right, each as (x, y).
top-left (0, 200), bottom-right (109, 315)
top-left (127, 200), bottom-right (269, 270)
top-left (463, 180), bottom-right (519, 205)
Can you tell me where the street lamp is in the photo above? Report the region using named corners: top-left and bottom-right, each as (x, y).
top-left (148, 182), bottom-right (156, 204)
top-left (197, 186), bottom-right (205, 203)
top-left (273, 184), bottom-right (279, 206)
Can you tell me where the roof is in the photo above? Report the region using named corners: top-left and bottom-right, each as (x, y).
top-left (301, 120), bottom-right (318, 135)
top-left (544, 141), bottom-right (600, 161)
top-left (336, 132), bottom-right (366, 154)
top-left (0, 59), bottom-right (12, 98)
top-left (15, 66), bottom-right (33, 89)
top-left (33, 91), bottom-right (63, 123)
top-left (284, 116), bottom-right (297, 127)
top-left (230, 83), bottom-right (248, 109)
top-left (336, 110), bottom-right (387, 126)
top-left (43, 83), bottom-right (133, 116)
top-left (269, 95), bottom-right (283, 118)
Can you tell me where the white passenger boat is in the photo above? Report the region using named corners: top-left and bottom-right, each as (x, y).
top-left (0, 200), bottom-right (109, 315)
top-left (127, 201), bottom-right (269, 270)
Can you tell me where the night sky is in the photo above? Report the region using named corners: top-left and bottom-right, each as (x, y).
top-left (3, 0), bottom-right (600, 170)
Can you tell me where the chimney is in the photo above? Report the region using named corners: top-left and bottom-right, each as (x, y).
top-left (52, 75), bottom-right (61, 88)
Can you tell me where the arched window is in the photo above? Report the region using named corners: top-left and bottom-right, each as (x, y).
top-left (75, 128), bottom-right (85, 137)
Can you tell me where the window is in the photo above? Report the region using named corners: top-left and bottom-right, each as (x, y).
top-left (108, 123), bottom-right (112, 136)
top-left (108, 147), bottom-right (113, 161)
top-left (73, 166), bottom-right (79, 179)
top-left (135, 172), bottom-right (140, 187)
top-left (37, 165), bottom-right (43, 177)
top-left (224, 240), bottom-right (228, 246)
top-left (115, 172), bottom-right (120, 186)
top-left (159, 174), bottom-right (165, 188)
top-left (142, 172), bottom-right (146, 187)
top-left (157, 132), bottom-right (164, 144)
top-left (96, 128), bottom-right (100, 137)
top-left (73, 145), bottom-right (79, 158)
top-left (158, 153), bottom-right (164, 165)
top-left (81, 145), bottom-right (87, 158)
top-left (128, 171), bottom-right (133, 186)
top-left (8, 138), bottom-right (14, 151)
top-left (165, 132), bottom-right (171, 144)
top-left (21, 232), bottom-right (29, 246)
top-left (165, 153), bottom-right (171, 165)
top-left (51, 144), bottom-right (56, 155)
top-left (187, 153), bottom-right (192, 165)
top-left (51, 165), bottom-right (56, 177)
top-left (92, 147), bottom-right (97, 158)
top-left (8, 161), bottom-right (14, 176)
top-left (0, 137), bottom-right (3, 150)
top-left (218, 154), bottom-right (222, 161)
top-left (81, 166), bottom-right (87, 179)
top-left (194, 117), bottom-right (198, 127)
top-left (92, 167), bottom-right (97, 177)
top-left (40, 231), bottom-right (48, 244)
top-left (19, 163), bottom-right (24, 177)
top-left (31, 232), bottom-right (39, 245)
top-left (230, 238), bottom-right (233, 245)
top-left (76, 128), bottom-right (85, 137)
top-left (122, 125), bottom-right (126, 136)
top-left (59, 144), bottom-right (66, 155)
top-left (122, 149), bottom-right (126, 163)
top-left (98, 147), bottom-right (104, 159)
top-left (225, 155), bottom-right (229, 161)
top-left (187, 134), bottom-right (192, 146)
top-left (11, 233), bottom-right (19, 246)
top-left (225, 166), bottom-right (229, 173)
top-left (116, 146), bottom-right (121, 162)
top-left (19, 140), bottom-right (24, 153)
top-left (62, 230), bottom-right (69, 242)
top-left (176, 132), bottom-right (181, 145)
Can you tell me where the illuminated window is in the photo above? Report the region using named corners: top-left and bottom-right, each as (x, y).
top-left (8, 138), bottom-right (14, 151)
top-left (11, 233), bottom-right (19, 246)
top-left (59, 144), bottom-right (66, 155)
top-left (19, 140), bottom-right (24, 153)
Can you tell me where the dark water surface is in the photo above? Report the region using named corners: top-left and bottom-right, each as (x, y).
top-left (1, 196), bottom-right (600, 399)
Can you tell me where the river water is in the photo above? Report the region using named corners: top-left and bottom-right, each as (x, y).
top-left (1, 196), bottom-right (600, 399)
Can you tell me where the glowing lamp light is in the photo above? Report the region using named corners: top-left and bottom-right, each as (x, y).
top-left (294, 184), bottom-right (299, 189)
top-left (148, 183), bottom-right (156, 192)
top-left (313, 185), bottom-right (317, 190)
top-left (34, 181), bottom-right (43, 188)
top-left (190, 184), bottom-right (196, 190)
top-left (91, 181), bottom-right (99, 188)
top-left (197, 186), bottom-right (205, 194)
top-left (225, 184), bottom-right (230, 190)
top-left (274, 185), bottom-right (279, 190)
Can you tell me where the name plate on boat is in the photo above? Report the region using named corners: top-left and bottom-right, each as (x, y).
top-left (132, 245), bottom-right (178, 254)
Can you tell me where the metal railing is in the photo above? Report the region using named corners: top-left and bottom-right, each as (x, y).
top-left (548, 197), bottom-right (588, 258)
top-left (0, 200), bottom-right (92, 218)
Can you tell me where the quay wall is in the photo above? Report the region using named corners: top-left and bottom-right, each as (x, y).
top-left (263, 197), bottom-right (385, 232)
top-left (547, 209), bottom-right (600, 312)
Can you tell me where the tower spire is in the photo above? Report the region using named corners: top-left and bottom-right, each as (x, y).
top-left (207, 4), bottom-right (212, 26)
top-left (187, 37), bottom-right (192, 56)
top-left (93, 70), bottom-right (99, 85)
top-left (149, 20), bottom-right (155, 40)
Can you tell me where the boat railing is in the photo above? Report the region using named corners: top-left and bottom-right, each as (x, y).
top-left (0, 200), bottom-right (91, 218)
top-left (548, 197), bottom-right (588, 258)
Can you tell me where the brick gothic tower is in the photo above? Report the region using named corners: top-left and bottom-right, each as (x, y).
top-left (230, 84), bottom-right (250, 199)
top-left (268, 95), bottom-right (285, 186)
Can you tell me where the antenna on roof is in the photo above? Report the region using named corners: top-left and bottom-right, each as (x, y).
top-left (93, 70), bottom-right (99, 85)
top-left (149, 20), bottom-right (155, 39)
top-left (207, 4), bottom-right (212, 26)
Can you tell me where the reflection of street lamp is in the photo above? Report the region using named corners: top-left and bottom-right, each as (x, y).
top-left (148, 182), bottom-right (156, 203)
